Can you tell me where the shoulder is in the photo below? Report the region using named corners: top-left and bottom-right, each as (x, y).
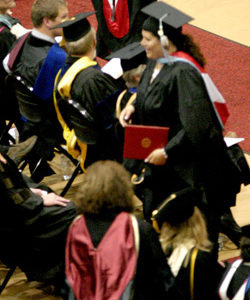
top-left (171, 60), bottom-right (201, 77)
top-left (0, 25), bottom-right (16, 43)
top-left (137, 218), bottom-right (160, 243)
top-left (76, 66), bottom-right (119, 89)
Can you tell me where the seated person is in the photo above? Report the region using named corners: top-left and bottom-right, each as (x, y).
top-left (218, 224), bottom-right (250, 299)
top-left (53, 12), bottom-right (126, 169)
top-left (0, 152), bottom-right (77, 290)
top-left (0, 0), bottom-right (27, 144)
top-left (3, 0), bottom-right (69, 182)
top-left (64, 160), bottom-right (179, 300)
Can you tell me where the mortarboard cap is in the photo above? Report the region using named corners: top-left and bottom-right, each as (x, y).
top-left (106, 42), bottom-right (147, 72)
top-left (151, 187), bottom-right (202, 233)
top-left (51, 12), bottom-right (95, 42)
top-left (241, 225), bottom-right (250, 238)
top-left (141, 1), bottom-right (193, 29)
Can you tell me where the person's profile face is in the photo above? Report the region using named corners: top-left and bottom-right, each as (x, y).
top-left (141, 29), bottom-right (164, 60)
top-left (49, 5), bottom-right (69, 37)
top-left (0, 0), bottom-right (16, 10)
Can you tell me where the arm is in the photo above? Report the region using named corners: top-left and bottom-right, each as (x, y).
top-left (119, 104), bottom-right (135, 127)
top-left (146, 65), bottom-right (221, 165)
top-left (1, 154), bottom-right (70, 212)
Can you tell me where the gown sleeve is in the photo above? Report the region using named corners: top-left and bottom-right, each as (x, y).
top-left (165, 65), bottom-right (224, 155)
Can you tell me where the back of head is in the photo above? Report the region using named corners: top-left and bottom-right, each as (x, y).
top-left (31, 0), bottom-right (67, 28)
top-left (152, 187), bottom-right (212, 253)
top-left (123, 64), bottom-right (146, 88)
top-left (75, 160), bottom-right (134, 215)
top-left (65, 27), bottom-right (95, 56)
top-left (51, 12), bottom-right (96, 56)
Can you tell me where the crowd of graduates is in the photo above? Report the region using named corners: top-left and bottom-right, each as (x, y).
top-left (0, 0), bottom-right (249, 299)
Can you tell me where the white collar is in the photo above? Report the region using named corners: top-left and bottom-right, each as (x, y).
top-left (168, 240), bottom-right (196, 276)
top-left (32, 28), bottom-right (56, 44)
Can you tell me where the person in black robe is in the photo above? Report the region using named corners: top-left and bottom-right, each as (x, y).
top-left (119, 2), bottom-right (243, 258)
top-left (64, 160), bottom-right (180, 300)
top-left (152, 187), bottom-right (224, 300)
top-left (91, 0), bottom-right (156, 58)
top-left (0, 0), bottom-right (26, 144)
top-left (53, 12), bottom-right (126, 168)
top-left (0, 152), bottom-right (77, 289)
top-left (218, 225), bottom-right (250, 299)
top-left (3, 0), bottom-right (69, 182)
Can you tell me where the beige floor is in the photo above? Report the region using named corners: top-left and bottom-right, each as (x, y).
top-left (162, 0), bottom-right (250, 46)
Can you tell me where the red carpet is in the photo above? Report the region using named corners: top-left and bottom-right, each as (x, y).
top-left (13, 0), bottom-right (250, 152)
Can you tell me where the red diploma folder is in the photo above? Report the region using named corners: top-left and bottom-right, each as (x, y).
top-left (123, 124), bottom-right (169, 159)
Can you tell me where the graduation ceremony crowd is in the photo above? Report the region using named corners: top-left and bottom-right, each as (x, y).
top-left (0, 0), bottom-right (250, 299)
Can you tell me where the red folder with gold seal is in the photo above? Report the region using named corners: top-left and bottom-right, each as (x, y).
top-left (123, 124), bottom-right (169, 159)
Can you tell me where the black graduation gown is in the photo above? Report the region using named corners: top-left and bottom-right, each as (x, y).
top-left (0, 155), bottom-right (77, 283)
top-left (13, 34), bottom-right (53, 87)
top-left (218, 261), bottom-right (250, 300)
top-left (60, 56), bottom-right (126, 165)
top-left (125, 59), bottom-right (237, 219)
top-left (170, 248), bottom-right (223, 300)
top-left (91, 0), bottom-right (155, 58)
top-left (65, 212), bottom-right (180, 300)
top-left (7, 33), bottom-right (64, 178)
top-left (0, 20), bottom-right (19, 140)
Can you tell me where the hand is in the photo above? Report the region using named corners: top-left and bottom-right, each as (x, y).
top-left (119, 105), bottom-right (135, 127)
top-left (144, 148), bottom-right (168, 166)
top-left (42, 192), bottom-right (71, 207)
top-left (30, 188), bottom-right (48, 197)
top-left (31, 188), bottom-right (70, 207)
top-left (0, 154), bottom-right (7, 164)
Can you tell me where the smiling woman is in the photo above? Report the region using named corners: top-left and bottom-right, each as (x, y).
top-left (119, 2), bottom-right (245, 264)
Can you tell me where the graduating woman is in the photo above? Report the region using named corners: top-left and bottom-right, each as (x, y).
top-left (119, 2), bottom-right (241, 257)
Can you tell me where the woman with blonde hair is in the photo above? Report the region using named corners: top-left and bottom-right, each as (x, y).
top-left (152, 187), bottom-right (224, 300)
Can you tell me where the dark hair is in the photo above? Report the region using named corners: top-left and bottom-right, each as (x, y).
top-left (75, 160), bottom-right (134, 215)
top-left (175, 33), bottom-right (206, 68)
top-left (142, 17), bottom-right (206, 67)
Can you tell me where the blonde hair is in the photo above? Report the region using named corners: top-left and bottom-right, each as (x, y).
top-left (65, 27), bottom-right (95, 56)
top-left (74, 160), bottom-right (135, 215)
top-left (123, 64), bottom-right (146, 88)
top-left (160, 207), bottom-right (212, 255)
top-left (31, 0), bottom-right (67, 28)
